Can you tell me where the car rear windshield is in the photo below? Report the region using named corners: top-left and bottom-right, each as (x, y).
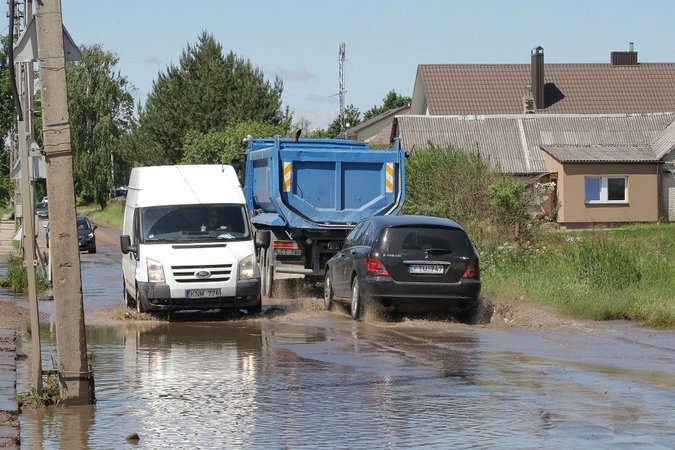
top-left (379, 226), bottom-right (473, 255)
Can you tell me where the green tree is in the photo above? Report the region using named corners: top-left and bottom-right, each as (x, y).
top-left (326, 104), bottom-right (361, 138)
top-left (66, 44), bottom-right (135, 209)
top-left (181, 121), bottom-right (289, 165)
top-left (137, 31), bottom-right (286, 163)
top-left (363, 90), bottom-right (411, 121)
top-left (0, 36), bottom-right (17, 205)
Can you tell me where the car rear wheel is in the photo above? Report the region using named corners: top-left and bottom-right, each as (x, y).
top-left (454, 299), bottom-right (481, 324)
top-left (323, 272), bottom-right (334, 311)
top-left (350, 276), bottom-right (363, 321)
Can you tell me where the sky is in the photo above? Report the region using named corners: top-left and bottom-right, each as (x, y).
top-left (46, 0), bottom-right (675, 130)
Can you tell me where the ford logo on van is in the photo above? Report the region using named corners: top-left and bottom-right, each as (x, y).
top-left (195, 270), bottom-right (211, 279)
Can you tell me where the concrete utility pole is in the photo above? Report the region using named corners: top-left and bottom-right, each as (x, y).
top-left (11, 0), bottom-right (42, 395)
top-left (34, 0), bottom-right (94, 405)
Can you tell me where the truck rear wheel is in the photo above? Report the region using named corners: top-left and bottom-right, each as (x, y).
top-left (261, 247), bottom-right (275, 299)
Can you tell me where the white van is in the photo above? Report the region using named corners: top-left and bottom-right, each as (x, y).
top-left (120, 165), bottom-right (262, 314)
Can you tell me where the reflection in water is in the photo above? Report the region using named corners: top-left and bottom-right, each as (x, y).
top-left (18, 319), bottom-right (482, 449)
top-left (17, 314), bottom-right (675, 449)
top-left (121, 322), bottom-right (263, 447)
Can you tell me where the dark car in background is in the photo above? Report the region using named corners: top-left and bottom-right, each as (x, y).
top-left (323, 215), bottom-right (481, 322)
top-left (77, 215), bottom-right (97, 253)
top-left (45, 216), bottom-right (97, 254)
top-left (34, 201), bottom-right (49, 219)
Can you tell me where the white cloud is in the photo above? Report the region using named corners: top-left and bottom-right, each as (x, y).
top-left (291, 107), bottom-right (339, 130)
top-left (263, 67), bottom-right (318, 83)
top-left (143, 57), bottom-right (163, 66)
top-left (307, 94), bottom-right (337, 104)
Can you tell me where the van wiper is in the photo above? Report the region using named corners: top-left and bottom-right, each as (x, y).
top-left (425, 248), bottom-right (453, 254)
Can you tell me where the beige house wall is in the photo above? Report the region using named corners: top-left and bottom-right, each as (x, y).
top-left (353, 121), bottom-right (386, 143)
top-left (542, 153), bottom-right (659, 225)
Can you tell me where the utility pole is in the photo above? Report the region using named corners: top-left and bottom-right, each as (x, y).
top-left (34, 0), bottom-right (95, 405)
top-left (338, 42), bottom-right (346, 138)
top-left (11, 0), bottom-right (42, 395)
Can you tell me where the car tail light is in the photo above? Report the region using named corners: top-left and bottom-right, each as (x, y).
top-left (462, 261), bottom-right (480, 279)
top-left (364, 257), bottom-right (389, 276)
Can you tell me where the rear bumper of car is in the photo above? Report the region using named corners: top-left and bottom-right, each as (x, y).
top-left (360, 276), bottom-right (481, 311)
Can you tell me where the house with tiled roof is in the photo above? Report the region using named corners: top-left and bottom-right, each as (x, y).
top-left (344, 105), bottom-right (409, 144)
top-left (398, 45), bottom-right (675, 226)
top-left (411, 45), bottom-right (675, 116)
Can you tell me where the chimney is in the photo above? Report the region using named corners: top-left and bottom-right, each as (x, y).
top-left (611, 42), bottom-right (638, 66)
top-left (531, 46), bottom-right (544, 110)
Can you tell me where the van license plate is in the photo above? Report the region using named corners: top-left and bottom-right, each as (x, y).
top-left (187, 289), bottom-right (221, 299)
top-left (409, 264), bottom-right (444, 274)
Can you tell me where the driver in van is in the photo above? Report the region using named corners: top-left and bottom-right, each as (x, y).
top-left (205, 208), bottom-right (229, 231)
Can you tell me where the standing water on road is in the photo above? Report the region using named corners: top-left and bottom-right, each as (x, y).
top-left (16, 235), bottom-right (675, 449)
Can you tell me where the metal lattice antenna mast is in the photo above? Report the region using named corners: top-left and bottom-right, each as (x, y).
top-left (338, 42), bottom-right (345, 137)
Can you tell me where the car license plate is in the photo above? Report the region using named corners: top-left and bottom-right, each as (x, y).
top-left (186, 289), bottom-right (221, 299)
top-left (409, 264), bottom-right (444, 274)
top-left (276, 249), bottom-right (301, 256)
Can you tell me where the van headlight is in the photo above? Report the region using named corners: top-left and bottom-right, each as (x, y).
top-left (147, 258), bottom-right (165, 282)
top-left (239, 254), bottom-right (255, 279)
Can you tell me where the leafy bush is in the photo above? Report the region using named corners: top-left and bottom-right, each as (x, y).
top-left (0, 255), bottom-right (49, 292)
top-left (403, 143), bottom-right (492, 221)
top-left (402, 143), bottom-right (534, 248)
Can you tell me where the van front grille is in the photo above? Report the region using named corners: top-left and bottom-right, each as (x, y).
top-left (171, 264), bottom-right (233, 283)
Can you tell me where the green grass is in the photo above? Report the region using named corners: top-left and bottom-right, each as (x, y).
top-left (81, 200), bottom-right (124, 229)
top-left (480, 223), bottom-right (675, 328)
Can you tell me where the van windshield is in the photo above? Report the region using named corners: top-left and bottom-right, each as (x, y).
top-left (140, 204), bottom-right (250, 243)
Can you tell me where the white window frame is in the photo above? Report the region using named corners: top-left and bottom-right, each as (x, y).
top-left (584, 176), bottom-right (628, 204)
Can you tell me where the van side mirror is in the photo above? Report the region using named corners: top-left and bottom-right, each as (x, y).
top-left (120, 235), bottom-right (137, 255)
top-left (255, 229), bottom-right (270, 249)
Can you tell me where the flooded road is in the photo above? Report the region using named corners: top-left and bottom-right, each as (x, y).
top-left (16, 221), bottom-right (675, 449)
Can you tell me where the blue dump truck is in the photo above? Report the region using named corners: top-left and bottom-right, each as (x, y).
top-left (243, 135), bottom-right (408, 297)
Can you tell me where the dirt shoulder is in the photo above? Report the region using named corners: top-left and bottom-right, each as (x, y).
top-left (482, 296), bottom-right (577, 329)
top-left (0, 299), bottom-right (30, 331)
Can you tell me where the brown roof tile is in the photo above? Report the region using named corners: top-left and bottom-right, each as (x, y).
top-left (419, 63), bottom-right (675, 115)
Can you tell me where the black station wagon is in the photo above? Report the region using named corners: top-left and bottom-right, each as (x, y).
top-left (323, 215), bottom-right (481, 322)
